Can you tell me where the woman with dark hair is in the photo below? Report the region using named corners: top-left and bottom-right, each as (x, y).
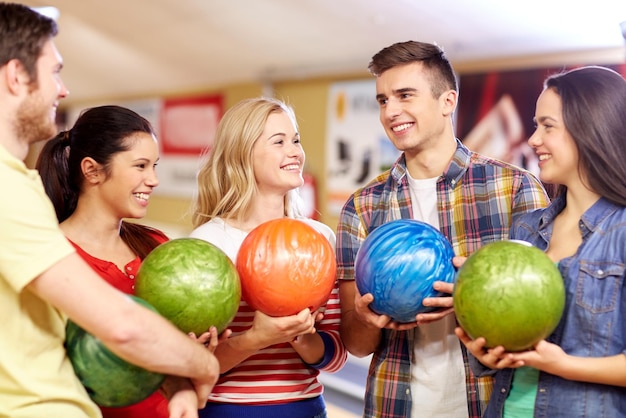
top-left (37, 105), bottom-right (214, 418)
top-left (457, 66), bottom-right (626, 417)
top-left (38, 105), bottom-right (164, 262)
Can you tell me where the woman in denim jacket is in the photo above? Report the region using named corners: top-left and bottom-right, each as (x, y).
top-left (456, 65), bottom-right (626, 417)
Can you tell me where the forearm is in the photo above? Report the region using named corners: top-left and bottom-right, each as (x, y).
top-left (340, 309), bottom-right (381, 357)
top-left (213, 331), bottom-right (261, 373)
top-left (309, 287), bottom-right (348, 371)
top-left (100, 303), bottom-right (219, 380)
top-left (556, 353), bottom-right (626, 387)
top-left (290, 331), bottom-right (324, 364)
top-left (30, 253), bottom-right (219, 381)
top-left (214, 330), bottom-right (326, 373)
top-left (312, 309), bottom-right (348, 372)
top-left (338, 279), bottom-right (381, 357)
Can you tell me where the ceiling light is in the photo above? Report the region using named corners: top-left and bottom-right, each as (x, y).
top-left (32, 6), bottom-right (59, 20)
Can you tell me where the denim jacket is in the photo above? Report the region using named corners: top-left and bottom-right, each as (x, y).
top-left (483, 195), bottom-right (626, 418)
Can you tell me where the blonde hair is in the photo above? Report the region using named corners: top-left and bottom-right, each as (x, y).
top-left (191, 97), bottom-right (305, 228)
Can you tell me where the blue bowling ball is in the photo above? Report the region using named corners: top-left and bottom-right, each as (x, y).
top-left (355, 219), bottom-right (455, 322)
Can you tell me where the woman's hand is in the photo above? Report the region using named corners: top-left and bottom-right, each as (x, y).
top-left (247, 308), bottom-right (319, 347)
top-left (455, 327), bottom-right (523, 369)
top-left (190, 326), bottom-right (233, 353)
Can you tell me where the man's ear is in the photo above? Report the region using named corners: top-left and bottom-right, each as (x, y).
top-left (81, 157), bottom-right (103, 184)
top-left (441, 89), bottom-right (458, 117)
top-left (4, 59), bottom-right (31, 95)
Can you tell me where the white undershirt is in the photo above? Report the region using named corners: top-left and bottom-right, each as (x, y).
top-left (406, 173), bottom-right (469, 418)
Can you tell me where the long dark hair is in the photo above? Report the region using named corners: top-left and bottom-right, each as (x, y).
top-left (36, 105), bottom-right (163, 258)
top-left (544, 66), bottom-right (626, 206)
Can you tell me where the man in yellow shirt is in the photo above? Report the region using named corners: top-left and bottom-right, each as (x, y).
top-left (0, 3), bottom-right (219, 417)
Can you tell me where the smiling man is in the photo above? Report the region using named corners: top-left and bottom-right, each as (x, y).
top-left (335, 40), bottom-right (550, 418)
top-left (0, 4), bottom-right (220, 417)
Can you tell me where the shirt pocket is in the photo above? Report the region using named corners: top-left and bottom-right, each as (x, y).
top-left (576, 261), bottom-right (624, 313)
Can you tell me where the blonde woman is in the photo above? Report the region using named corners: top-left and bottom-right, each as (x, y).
top-left (190, 97), bottom-right (347, 418)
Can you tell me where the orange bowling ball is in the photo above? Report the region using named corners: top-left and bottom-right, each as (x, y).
top-left (236, 218), bottom-right (336, 316)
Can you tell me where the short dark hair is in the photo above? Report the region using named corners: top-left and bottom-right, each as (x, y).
top-left (0, 2), bottom-right (58, 82)
top-left (368, 40), bottom-right (458, 97)
top-left (545, 66), bottom-right (626, 206)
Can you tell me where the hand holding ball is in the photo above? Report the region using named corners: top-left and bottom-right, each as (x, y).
top-left (135, 238), bottom-right (241, 335)
top-left (236, 219), bottom-right (336, 317)
top-left (355, 219), bottom-right (456, 323)
top-left (453, 240), bottom-right (565, 351)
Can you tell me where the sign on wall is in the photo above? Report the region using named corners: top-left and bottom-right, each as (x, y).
top-left (457, 64), bottom-right (626, 177)
top-left (66, 94), bottom-right (223, 198)
top-left (156, 95), bottom-right (223, 197)
top-left (325, 80), bottom-right (400, 216)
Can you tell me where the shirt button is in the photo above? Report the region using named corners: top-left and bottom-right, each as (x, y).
top-left (597, 270), bottom-right (604, 276)
top-left (126, 266), bottom-right (132, 271)
top-left (128, 274), bottom-right (135, 279)
top-left (501, 388), bottom-right (507, 393)
top-left (405, 389), bottom-right (410, 395)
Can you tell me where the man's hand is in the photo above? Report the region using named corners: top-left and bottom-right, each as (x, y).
top-left (189, 354), bottom-right (220, 409)
top-left (416, 281), bottom-right (455, 324)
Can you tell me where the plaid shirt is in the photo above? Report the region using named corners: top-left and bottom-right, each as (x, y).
top-left (336, 140), bottom-right (549, 418)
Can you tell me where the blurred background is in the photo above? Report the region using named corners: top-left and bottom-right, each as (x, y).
top-left (21, 1), bottom-right (626, 416)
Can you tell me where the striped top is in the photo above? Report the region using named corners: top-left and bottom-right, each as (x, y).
top-left (336, 139), bottom-right (550, 418)
top-left (190, 217), bottom-right (347, 412)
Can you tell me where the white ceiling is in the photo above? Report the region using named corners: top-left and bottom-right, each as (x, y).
top-left (22, 0), bottom-right (626, 105)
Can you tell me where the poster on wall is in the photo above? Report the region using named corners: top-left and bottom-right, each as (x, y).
top-left (325, 80), bottom-right (400, 215)
top-left (66, 95), bottom-right (223, 198)
top-left (456, 64), bottom-right (626, 178)
top-left (66, 99), bottom-right (162, 133)
top-left (156, 95), bottom-right (223, 197)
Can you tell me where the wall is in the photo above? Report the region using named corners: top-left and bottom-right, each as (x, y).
top-left (143, 82), bottom-right (266, 237)
top-left (55, 46), bottom-right (625, 237)
top-left (143, 73), bottom-right (367, 237)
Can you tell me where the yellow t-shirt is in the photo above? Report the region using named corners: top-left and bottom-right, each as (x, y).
top-left (0, 145), bottom-right (101, 418)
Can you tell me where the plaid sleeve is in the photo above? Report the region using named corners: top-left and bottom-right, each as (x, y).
top-left (512, 171), bottom-right (550, 221)
top-left (336, 193), bottom-right (367, 282)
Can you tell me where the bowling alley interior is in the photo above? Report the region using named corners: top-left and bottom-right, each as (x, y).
top-left (19, 1), bottom-right (626, 416)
